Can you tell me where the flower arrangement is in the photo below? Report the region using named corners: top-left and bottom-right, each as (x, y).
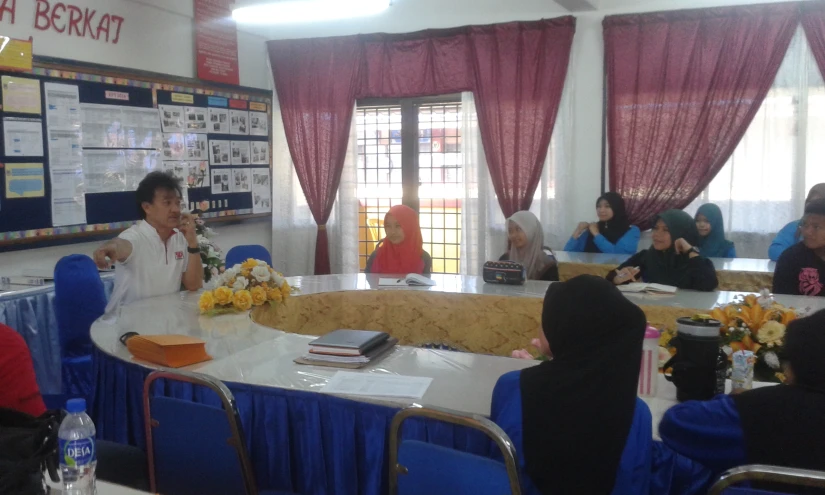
top-left (198, 258), bottom-right (295, 315)
top-left (194, 202), bottom-right (224, 283)
top-left (660, 290), bottom-right (803, 383)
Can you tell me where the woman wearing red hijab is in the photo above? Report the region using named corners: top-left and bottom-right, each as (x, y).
top-left (365, 205), bottom-right (432, 275)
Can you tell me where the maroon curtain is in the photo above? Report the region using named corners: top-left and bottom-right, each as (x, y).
top-left (802, 1), bottom-right (825, 79)
top-left (469, 18), bottom-right (576, 218)
top-left (604, 4), bottom-right (798, 228)
top-left (358, 28), bottom-right (472, 98)
top-left (268, 37), bottom-right (362, 275)
top-left (268, 18), bottom-right (575, 273)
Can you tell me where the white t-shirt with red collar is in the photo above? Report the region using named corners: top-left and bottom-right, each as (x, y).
top-left (106, 220), bottom-right (190, 312)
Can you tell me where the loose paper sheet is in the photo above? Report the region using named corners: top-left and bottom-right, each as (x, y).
top-left (321, 371), bottom-right (433, 399)
top-left (2, 76), bottom-right (41, 114)
top-left (252, 168), bottom-right (271, 213)
top-left (3, 117), bottom-right (43, 156)
top-left (5, 163), bottom-right (44, 198)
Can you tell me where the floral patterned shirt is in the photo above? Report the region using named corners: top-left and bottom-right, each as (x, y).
top-left (773, 243), bottom-right (825, 297)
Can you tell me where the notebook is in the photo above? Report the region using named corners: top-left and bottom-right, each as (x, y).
top-left (126, 335), bottom-right (212, 368)
top-left (295, 337), bottom-right (399, 369)
top-left (616, 283), bottom-right (678, 295)
top-left (309, 329), bottom-right (390, 356)
top-left (378, 274), bottom-right (436, 287)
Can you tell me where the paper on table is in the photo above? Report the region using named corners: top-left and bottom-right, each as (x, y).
top-left (321, 371), bottom-right (433, 399)
top-left (3, 117), bottom-right (43, 156)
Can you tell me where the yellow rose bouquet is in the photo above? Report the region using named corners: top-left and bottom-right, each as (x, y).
top-left (198, 258), bottom-right (295, 316)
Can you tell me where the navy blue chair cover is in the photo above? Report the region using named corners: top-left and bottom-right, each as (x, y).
top-left (143, 369), bottom-right (288, 495)
top-left (226, 245), bottom-right (272, 268)
top-left (389, 405), bottom-right (522, 495)
top-left (53, 254), bottom-right (106, 399)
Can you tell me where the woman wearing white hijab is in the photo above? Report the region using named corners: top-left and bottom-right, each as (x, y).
top-left (499, 211), bottom-right (559, 281)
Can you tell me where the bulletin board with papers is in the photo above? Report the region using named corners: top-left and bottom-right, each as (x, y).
top-left (0, 60), bottom-right (272, 249)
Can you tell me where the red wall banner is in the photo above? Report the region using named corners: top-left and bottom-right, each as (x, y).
top-left (194, 0), bottom-right (239, 86)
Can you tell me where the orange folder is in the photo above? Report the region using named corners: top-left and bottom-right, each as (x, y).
top-left (126, 335), bottom-right (212, 368)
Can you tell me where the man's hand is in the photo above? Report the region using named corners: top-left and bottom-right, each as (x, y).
top-left (93, 238), bottom-right (132, 268)
top-left (613, 266), bottom-right (641, 285)
top-left (179, 213), bottom-right (198, 248)
top-left (93, 245), bottom-right (117, 269)
top-left (588, 222), bottom-right (600, 238)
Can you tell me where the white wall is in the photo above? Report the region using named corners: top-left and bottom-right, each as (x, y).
top-left (0, 0), bottom-right (273, 276)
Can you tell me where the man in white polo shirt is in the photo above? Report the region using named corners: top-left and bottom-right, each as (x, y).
top-left (93, 171), bottom-right (203, 312)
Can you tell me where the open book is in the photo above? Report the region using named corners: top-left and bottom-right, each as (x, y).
top-left (616, 283), bottom-right (677, 295)
top-left (378, 274), bottom-right (436, 287)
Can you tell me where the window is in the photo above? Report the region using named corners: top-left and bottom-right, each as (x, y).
top-left (356, 97), bottom-right (463, 273)
top-left (684, 28), bottom-right (825, 258)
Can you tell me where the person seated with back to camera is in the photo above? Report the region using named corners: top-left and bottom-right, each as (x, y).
top-left (500, 211), bottom-right (559, 282)
top-left (93, 171), bottom-right (202, 312)
top-left (490, 275), bottom-right (713, 495)
top-left (694, 203), bottom-right (736, 258)
top-left (773, 199), bottom-right (825, 297)
top-left (564, 192), bottom-right (640, 255)
top-left (607, 209), bottom-right (718, 291)
top-left (659, 309), bottom-right (825, 480)
top-left (365, 204), bottom-right (432, 275)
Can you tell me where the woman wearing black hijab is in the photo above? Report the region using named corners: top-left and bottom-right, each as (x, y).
top-left (565, 192), bottom-right (640, 254)
top-left (491, 275), bottom-right (652, 494)
top-left (660, 309), bottom-right (825, 476)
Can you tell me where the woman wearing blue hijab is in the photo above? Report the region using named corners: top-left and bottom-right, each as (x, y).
top-left (694, 204), bottom-right (736, 258)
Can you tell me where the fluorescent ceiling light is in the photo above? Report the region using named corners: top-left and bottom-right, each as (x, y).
top-left (232, 0), bottom-right (390, 24)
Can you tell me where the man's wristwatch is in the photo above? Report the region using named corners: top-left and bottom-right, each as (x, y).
top-left (188, 246), bottom-right (200, 254)
top-left (688, 246), bottom-right (700, 255)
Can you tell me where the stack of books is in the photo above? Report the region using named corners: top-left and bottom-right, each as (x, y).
top-left (295, 329), bottom-right (398, 369)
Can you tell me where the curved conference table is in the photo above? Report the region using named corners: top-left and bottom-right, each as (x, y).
top-left (91, 274), bottom-right (824, 495)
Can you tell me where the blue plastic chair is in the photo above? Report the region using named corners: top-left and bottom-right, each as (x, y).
top-left (708, 464), bottom-right (825, 494)
top-left (225, 245), bottom-right (272, 268)
top-left (389, 405), bottom-right (522, 495)
top-left (143, 369), bottom-right (286, 495)
top-left (53, 254), bottom-right (106, 400)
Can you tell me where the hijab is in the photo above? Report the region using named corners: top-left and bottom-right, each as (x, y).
top-left (585, 192), bottom-right (632, 253)
top-left (733, 309), bottom-right (825, 470)
top-left (642, 209), bottom-right (701, 288)
top-left (695, 203), bottom-right (734, 258)
top-left (520, 275), bottom-right (647, 495)
top-left (506, 211), bottom-right (550, 280)
top-left (372, 205), bottom-right (424, 275)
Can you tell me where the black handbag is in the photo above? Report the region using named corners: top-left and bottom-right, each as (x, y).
top-left (0, 408), bottom-right (63, 495)
top-left (483, 261), bottom-right (526, 285)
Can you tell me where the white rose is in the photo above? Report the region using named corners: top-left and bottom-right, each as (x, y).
top-left (256, 259), bottom-right (268, 267)
top-left (221, 268), bottom-right (238, 285)
top-left (197, 234), bottom-right (208, 246)
top-left (251, 265), bottom-right (271, 283)
top-left (271, 273), bottom-right (285, 287)
top-left (207, 247), bottom-right (218, 258)
top-left (232, 264), bottom-right (241, 271)
top-left (232, 276), bottom-right (248, 291)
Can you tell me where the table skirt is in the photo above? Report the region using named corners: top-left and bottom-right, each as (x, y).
top-left (91, 347), bottom-right (490, 495)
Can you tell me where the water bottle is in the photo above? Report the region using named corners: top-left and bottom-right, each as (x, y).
top-left (58, 398), bottom-right (97, 495)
